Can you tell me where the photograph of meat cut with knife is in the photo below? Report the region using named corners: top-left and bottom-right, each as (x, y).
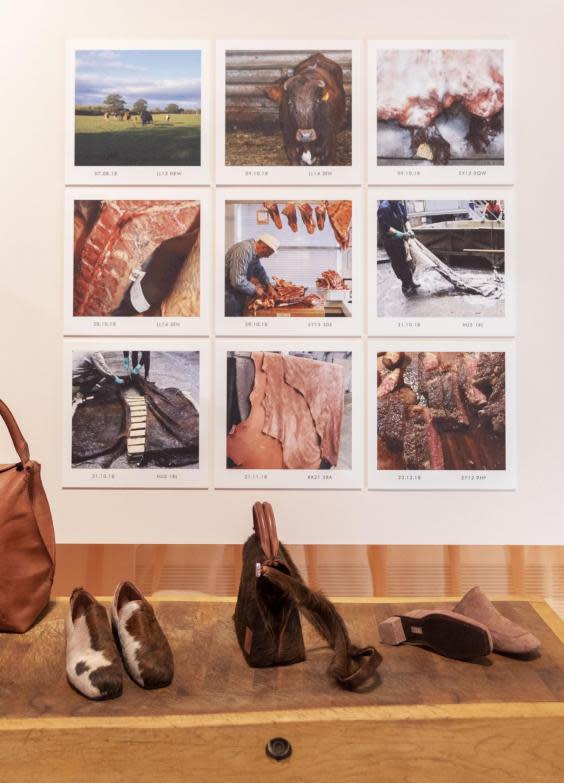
top-left (367, 344), bottom-right (516, 491)
top-left (220, 195), bottom-right (357, 334)
top-left (65, 189), bottom-right (209, 335)
top-left (370, 195), bottom-right (513, 336)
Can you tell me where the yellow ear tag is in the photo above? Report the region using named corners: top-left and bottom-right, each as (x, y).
top-left (322, 91), bottom-right (330, 102)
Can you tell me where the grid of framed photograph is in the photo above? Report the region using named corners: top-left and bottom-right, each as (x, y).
top-left (63, 38), bottom-right (515, 492)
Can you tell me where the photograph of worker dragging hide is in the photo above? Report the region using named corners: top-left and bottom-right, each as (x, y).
top-left (218, 191), bottom-right (359, 335)
top-left (216, 41), bottom-right (361, 184)
top-left (369, 193), bottom-right (513, 337)
top-left (367, 343), bottom-right (516, 490)
top-left (65, 189), bottom-right (209, 335)
top-left (63, 343), bottom-right (209, 487)
top-left (368, 41), bottom-right (512, 184)
top-left (215, 342), bottom-right (361, 489)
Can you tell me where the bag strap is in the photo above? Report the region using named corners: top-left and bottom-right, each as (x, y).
top-left (260, 565), bottom-right (379, 690)
top-left (0, 399), bottom-right (30, 466)
top-left (252, 501), bottom-right (279, 560)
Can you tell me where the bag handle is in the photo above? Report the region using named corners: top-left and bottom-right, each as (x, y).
top-left (260, 565), bottom-right (380, 690)
top-left (0, 399), bottom-right (30, 466)
top-left (252, 501), bottom-right (279, 560)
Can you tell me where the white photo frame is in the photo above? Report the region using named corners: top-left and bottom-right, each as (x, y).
top-left (367, 340), bottom-right (516, 490)
top-left (215, 188), bottom-right (362, 336)
top-left (63, 339), bottom-right (210, 488)
top-left (64, 187), bottom-right (210, 336)
top-left (215, 40), bottom-right (362, 185)
top-left (65, 40), bottom-right (211, 185)
top-left (367, 188), bottom-right (515, 336)
top-left (215, 339), bottom-right (362, 489)
top-left (367, 40), bottom-right (513, 185)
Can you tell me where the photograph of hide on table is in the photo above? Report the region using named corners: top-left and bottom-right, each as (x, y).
top-left (65, 189), bottom-right (209, 335)
top-left (63, 342), bottom-right (209, 487)
top-left (216, 41), bottom-right (360, 183)
top-left (368, 192), bottom-right (513, 336)
top-left (217, 191), bottom-right (359, 335)
top-left (215, 342), bottom-right (361, 488)
top-left (368, 41), bottom-right (511, 183)
top-left (367, 342), bottom-right (516, 490)
top-left (66, 41), bottom-right (209, 184)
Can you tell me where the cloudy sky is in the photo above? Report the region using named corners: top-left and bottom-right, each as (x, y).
top-left (75, 49), bottom-right (201, 109)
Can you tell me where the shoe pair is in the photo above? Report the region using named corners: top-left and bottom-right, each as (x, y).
top-left (65, 581), bottom-right (174, 700)
top-left (379, 586), bottom-right (541, 661)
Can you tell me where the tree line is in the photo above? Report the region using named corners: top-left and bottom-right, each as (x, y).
top-left (75, 94), bottom-right (201, 116)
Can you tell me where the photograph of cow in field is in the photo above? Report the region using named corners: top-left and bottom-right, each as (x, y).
top-left (224, 49), bottom-right (352, 167)
top-left (140, 110), bottom-right (153, 126)
top-left (376, 48), bottom-right (505, 166)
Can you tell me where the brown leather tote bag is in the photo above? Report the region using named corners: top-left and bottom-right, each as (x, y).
top-left (234, 502), bottom-right (381, 690)
top-left (0, 400), bottom-right (56, 632)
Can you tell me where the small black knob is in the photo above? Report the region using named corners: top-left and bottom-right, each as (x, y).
top-left (265, 737), bottom-right (292, 761)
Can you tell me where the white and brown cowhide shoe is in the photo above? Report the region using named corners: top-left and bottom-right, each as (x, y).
top-left (65, 588), bottom-right (123, 700)
top-left (111, 581), bottom-right (174, 689)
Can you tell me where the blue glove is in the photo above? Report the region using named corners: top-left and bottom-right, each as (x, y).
top-left (393, 230), bottom-right (409, 240)
top-left (132, 364), bottom-right (142, 375)
top-left (123, 357), bottom-right (130, 371)
top-left (114, 376), bottom-right (125, 385)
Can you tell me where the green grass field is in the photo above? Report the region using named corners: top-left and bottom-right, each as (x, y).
top-left (75, 113), bottom-right (201, 167)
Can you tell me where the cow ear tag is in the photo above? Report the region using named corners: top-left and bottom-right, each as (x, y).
top-left (322, 91), bottom-right (330, 102)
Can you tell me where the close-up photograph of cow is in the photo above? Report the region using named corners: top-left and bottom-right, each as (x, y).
top-left (376, 47), bottom-right (505, 166)
top-left (224, 48), bottom-right (352, 167)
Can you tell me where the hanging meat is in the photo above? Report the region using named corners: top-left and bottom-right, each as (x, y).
top-left (316, 270), bottom-right (349, 290)
top-left (298, 203), bottom-right (316, 235)
top-left (315, 203), bottom-right (327, 231)
top-left (282, 202), bottom-right (298, 232)
top-left (263, 201), bottom-right (283, 230)
top-left (326, 201), bottom-right (352, 249)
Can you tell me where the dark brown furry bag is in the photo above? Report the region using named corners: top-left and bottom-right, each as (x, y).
top-left (234, 501), bottom-right (380, 690)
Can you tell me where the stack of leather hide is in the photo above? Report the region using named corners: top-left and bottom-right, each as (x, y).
top-left (226, 352), bottom-right (344, 470)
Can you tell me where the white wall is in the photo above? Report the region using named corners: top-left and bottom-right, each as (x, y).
top-left (1, 0), bottom-right (563, 544)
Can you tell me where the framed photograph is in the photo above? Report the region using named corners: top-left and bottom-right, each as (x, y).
top-left (368, 40), bottom-right (513, 184)
top-left (63, 340), bottom-right (209, 487)
top-left (216, 40), bottom-right (362, 184)
top-left (64, 188), bottom-right (210, 336)
top-left (215, 188), bottom-right (361, 336)
top-left (65, 40), bottom-right (210, 185)
top-left (367, 341), bottom-right (516, 490)
top-left (367, 189), bottom-right (515, 336)
top-left (215, 339), bottom-right (362, 489)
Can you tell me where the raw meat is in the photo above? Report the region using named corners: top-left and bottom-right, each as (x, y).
top-left (315, 204), bottom-right (327, 230)
top-left (282, 203), bottom-right (298, 232)
top-left (326, 201), bottom-right (352, 249)
top-left (298, 203), bottom-right (316, 234)
top-left (264, 201), bottom-right (283, 230)
top-left (316, 270), bottom-right (349, 290)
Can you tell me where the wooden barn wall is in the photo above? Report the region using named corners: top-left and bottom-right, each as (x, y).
top-left (225, 50), bottom-right (352, 131)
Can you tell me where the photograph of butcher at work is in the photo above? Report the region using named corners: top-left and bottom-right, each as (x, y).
top-left (377, 351), bottom-right (506, 471)
top-left (224, 48), bottom-right (352, 167)
top-left (377, 199), bottom-right (505, 318)
top-left (72, 198), bottom-right (201, 323)
top-left (224, 199), bottom-right (353, 319)
top-left (70, 350), bottom-right (200, 471)
top-left (73, 48), bottom-right (202, 167)
top-left (226, 351), bottom-right (352, 470)
top-left (376, 47), bottom-right (504, 166)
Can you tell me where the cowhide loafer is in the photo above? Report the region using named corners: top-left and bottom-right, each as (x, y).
top-left (453, 586), bottom-right (541, 655)
top-left (65, 588), bottom-right (123, 700)
top-left (379, 608), bottom-right (493, 660)
top-left (111, 581), bottom-right (174, 689)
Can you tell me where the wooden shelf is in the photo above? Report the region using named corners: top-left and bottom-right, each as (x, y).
top-left (2, 596), bottom-right (564, 781)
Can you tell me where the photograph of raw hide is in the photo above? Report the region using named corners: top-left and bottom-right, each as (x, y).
top-left (226, 351), bottom-right (352, 470)
top-left (224, 199), bottom-right (352, 318)
top-left (71, 351), bottom-right (199, 469)
top-left (377, 351), bottom-right (505, 471)
top-left (376, 49), bottom-right (504, 166)
top-left (225, 50), bottom-right (352, 166)
top-left (73, 199), bottom-right (200, 318)
top-left (377, 199), bottom-right (505, 319)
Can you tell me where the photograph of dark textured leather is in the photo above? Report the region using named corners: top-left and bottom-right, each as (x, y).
top-left (226, 351), bottom-right (352, 470)
top-left (65, 582), bottom-right (174, 700)
top-left (379, 586), bottom-right (541, 661)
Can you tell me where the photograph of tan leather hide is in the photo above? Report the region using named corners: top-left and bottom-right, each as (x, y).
top-left (226, 351), bottom-right (352, 470)
top-left (73, 199), bottom-right (201, 318)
